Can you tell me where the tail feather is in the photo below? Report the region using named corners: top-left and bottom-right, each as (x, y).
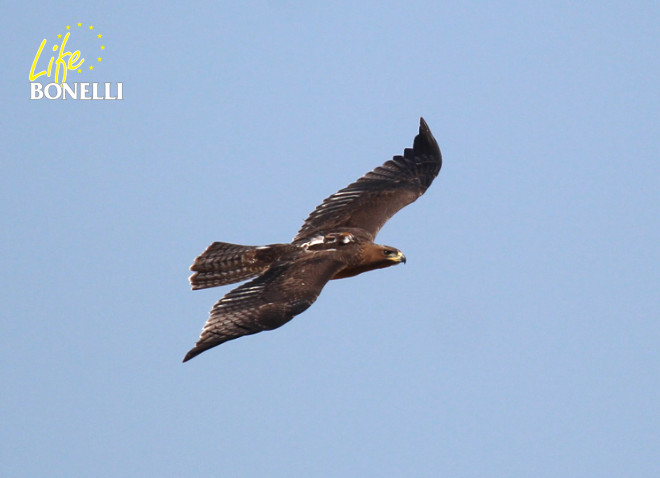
top-left (189, 242), bottom-right (290, 290)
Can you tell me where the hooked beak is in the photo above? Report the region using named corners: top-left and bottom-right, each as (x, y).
top-left (395, 251), bottom-right (406, 264)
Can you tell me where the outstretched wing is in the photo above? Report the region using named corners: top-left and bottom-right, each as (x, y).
top-left (294, 117), bottom-right (442, 241)
top-left (183, 254), bottom-right (343, 362)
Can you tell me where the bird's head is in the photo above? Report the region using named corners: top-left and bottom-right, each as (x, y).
top-left (329, 242), bottom-right (406, 280)
top-left (361, 243), bottom-right (407, 271)
top-left (379, 246), bottom-right (407, 265)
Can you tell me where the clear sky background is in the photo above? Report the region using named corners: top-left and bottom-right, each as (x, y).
top-left (2, 1), bottom-right (659, 476)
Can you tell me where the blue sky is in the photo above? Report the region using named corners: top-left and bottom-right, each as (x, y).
top-left (2, 1), bottom-right (659, 476)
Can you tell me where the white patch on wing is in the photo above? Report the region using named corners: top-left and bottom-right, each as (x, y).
top-left (323, 232), bottom-right (356, 244)
top-left (301, 235), bottom-right (325, 249)
top-left (339, 233), bottom-right (355, 244)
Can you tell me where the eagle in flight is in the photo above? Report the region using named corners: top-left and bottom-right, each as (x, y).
top-left (184, 118), bottom-right (442, 362)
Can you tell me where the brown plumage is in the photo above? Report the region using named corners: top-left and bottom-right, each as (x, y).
top-left (184, 118), bottom-right (442, 362)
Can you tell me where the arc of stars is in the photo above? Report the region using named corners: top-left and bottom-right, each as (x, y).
top-left (58, 21), bottom-right (106, 76)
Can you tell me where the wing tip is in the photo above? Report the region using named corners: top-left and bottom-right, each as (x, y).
top-left (414, 117), bottom-right (441, 164)
top-left (182, 348), bottom-right (197, 363)
top-left (183, 338), bottom-right (221, 362)
top-left (183, 341), bottom-right (213, 362)
top-left (419, 117), bottom-right (429, 133)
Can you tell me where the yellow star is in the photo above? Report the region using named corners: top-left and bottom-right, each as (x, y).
top-left (100, 45), bottom-right (105, 50)
top-left (57, 34), bottom-right (62, 38)
top-left (77, 22), bottom-right (81, 27)
top-left (89, 65), bottom-right (94, 70)
top-left (89, 25), bottom-right (93, 30)
top-left (78, 68), bottom-right (82, 73)
top-left (97, 34), bottom-right (102, 38)
top-left (66, 25), bottom-right (70, 30)
top-left (98, 57), bottom-right (102, 62)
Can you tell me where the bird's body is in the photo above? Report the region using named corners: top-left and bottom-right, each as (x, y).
top-left (184, 118), bottom-right (441, 362)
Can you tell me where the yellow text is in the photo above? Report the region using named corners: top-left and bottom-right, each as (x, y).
top-left (29, 33), bottom-right (84, 84)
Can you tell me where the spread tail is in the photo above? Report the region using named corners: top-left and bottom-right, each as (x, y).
top-left (189, 242), bottom-right (290, 290)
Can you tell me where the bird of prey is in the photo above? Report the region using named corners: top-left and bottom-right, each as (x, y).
top-left (183, 118), bottom-right (442, 362)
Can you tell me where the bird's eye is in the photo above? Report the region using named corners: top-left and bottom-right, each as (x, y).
top-left (383, 250), bottom-right (395, 257)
